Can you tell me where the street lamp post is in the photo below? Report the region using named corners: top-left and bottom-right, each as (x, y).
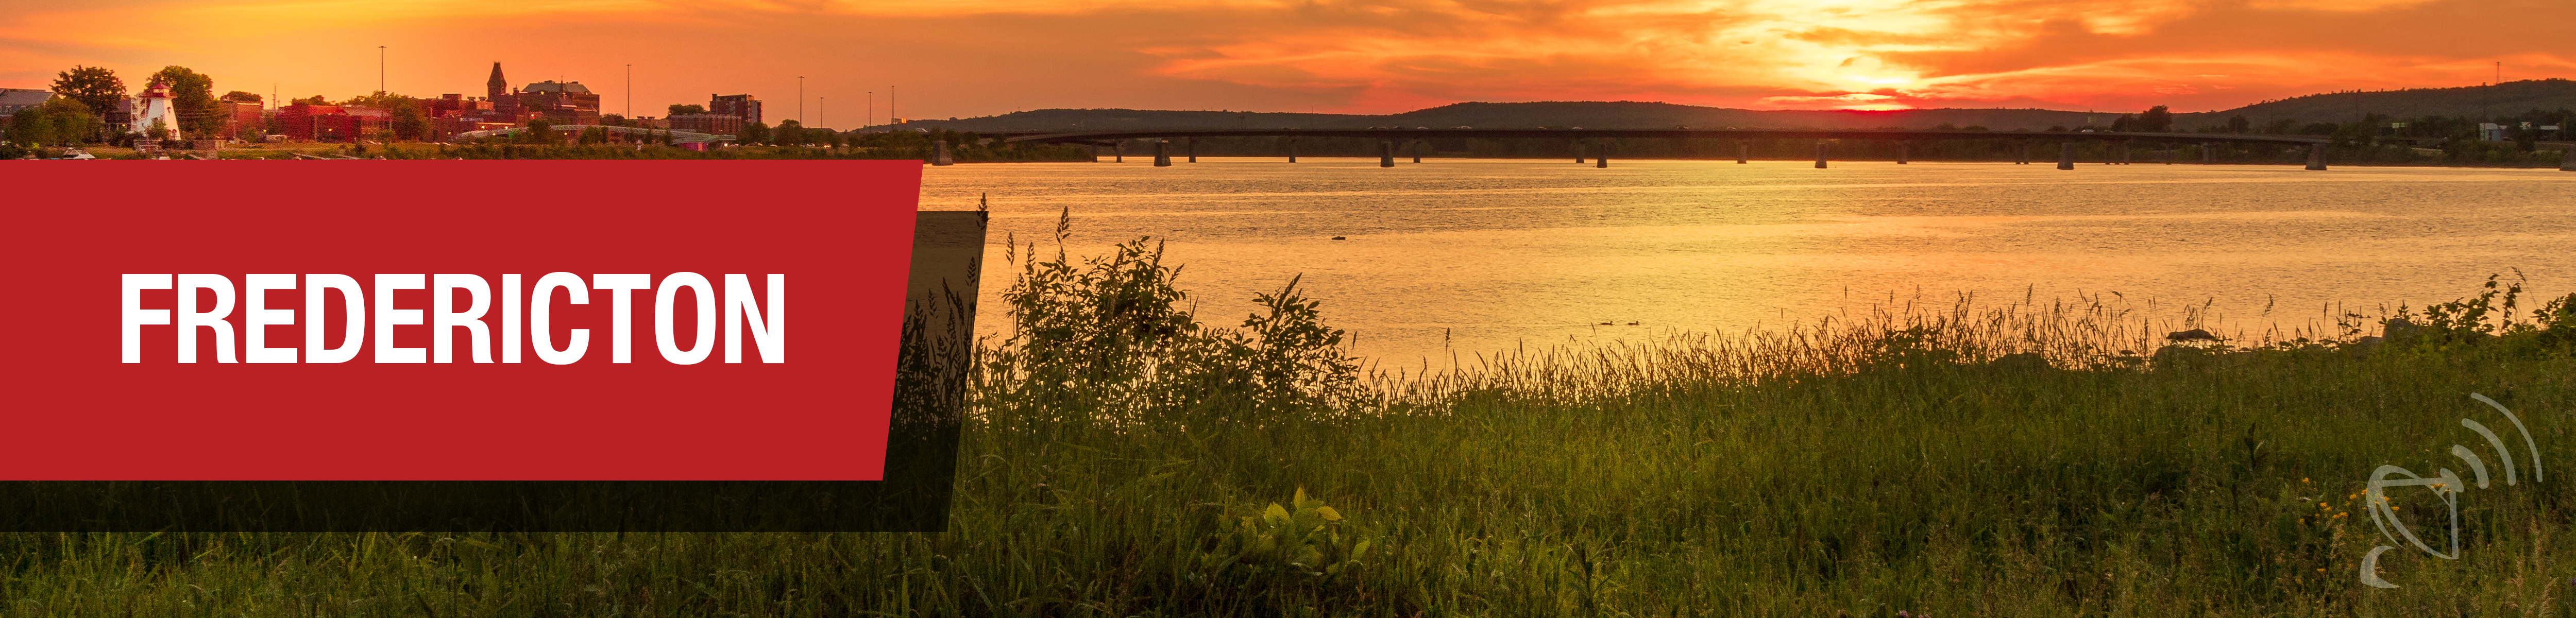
top-left (798, 76), bottom-right (805, 126)
top-left (377, 45), bottom-right (385, 94)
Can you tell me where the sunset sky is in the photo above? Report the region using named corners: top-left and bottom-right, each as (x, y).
top-left (3, 0), bottom-right (2568, 126)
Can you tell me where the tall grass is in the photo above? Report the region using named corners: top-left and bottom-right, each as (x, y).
top-left (3, 226), bottom-right (2569, 617)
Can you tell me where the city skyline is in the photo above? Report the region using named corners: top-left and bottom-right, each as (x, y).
top-left (1, 0), bottom-right (2570, 124)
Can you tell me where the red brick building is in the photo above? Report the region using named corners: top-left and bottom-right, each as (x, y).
top-left (425, 93), bottom-right (514, 141)
top-left (518, 81), bottom-right (600, 126)
top-left (218, 100), bottom-right (266, 140)
top-left (426, 93), bottom-right (495, 118)
top-left (423, 63), bottom-right (603, 139)
top-left (277, 103), bottom-right (388, 142)
top-left (711, 94), bottom-right (761, 126)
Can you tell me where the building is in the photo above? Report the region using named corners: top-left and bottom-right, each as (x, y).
top-left (668, 113), bottom-right (743, 136)
top-left (519, 80), bottom-right (601, 126)
top-left (219, 100), bottom-right (266, 140)
top-left (711, 94), bottom-right (761, 126)
top-left (102, 98), bottom-right (133, 136)
top-left (426, 93), bottom-right (496, 118)
top-left (437, 62), bottom-right (606, 132)
top-left (2478, 122), bottom-right (2548, 142)
top-left (484, 62), bottom-right (522, 119)
top-left (0, 88), bottom-right (53, 121)
top-left (426, 93), bottom-right (514, 141)
top-left (277, 102), bottom-right (388, 142)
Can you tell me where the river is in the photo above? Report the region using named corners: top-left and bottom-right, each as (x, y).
top-left (921, 158), bottom-right (2576, 367)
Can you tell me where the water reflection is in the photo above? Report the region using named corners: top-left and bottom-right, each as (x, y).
top-left (924, 159), bottom-right (2576, 366)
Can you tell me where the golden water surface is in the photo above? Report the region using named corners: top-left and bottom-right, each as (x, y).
top-left (924, 158), bottom-right (2576, 366)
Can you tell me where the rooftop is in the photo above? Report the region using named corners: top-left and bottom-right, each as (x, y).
top-left (523, 81), bottom-right (592, 95)
top-left (0, 88), bottom-right (54, 107)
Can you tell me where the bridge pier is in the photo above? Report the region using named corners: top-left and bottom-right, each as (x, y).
top-left (1012, 130), bottom-right (2329, 172)
top-left (933, 140), bottom-right (954, 165)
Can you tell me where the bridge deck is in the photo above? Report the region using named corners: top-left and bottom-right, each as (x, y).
top-left (1006, 128), bottom-right (2329, 145)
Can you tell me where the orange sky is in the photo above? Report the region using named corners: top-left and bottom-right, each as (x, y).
top-left (3, 0), bottom-right (2569, 126)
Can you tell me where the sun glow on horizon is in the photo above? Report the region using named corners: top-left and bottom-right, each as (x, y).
top-left (0, 0), bottom-right (2567, 119)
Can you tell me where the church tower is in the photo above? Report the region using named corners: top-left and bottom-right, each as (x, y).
top-left (486, 62), bottom-right (509, 100)
top-left (486, 62), bottom-right (525, 120)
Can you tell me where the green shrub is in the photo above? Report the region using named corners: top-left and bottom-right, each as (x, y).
top-left (979, 208), bottom-right (1367, 432)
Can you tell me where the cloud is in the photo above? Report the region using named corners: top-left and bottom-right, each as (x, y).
top-left (0, 0), bottom-right (2568, 117)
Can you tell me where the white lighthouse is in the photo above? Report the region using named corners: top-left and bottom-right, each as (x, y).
top-left (129, 76), bottom-right (180, 143)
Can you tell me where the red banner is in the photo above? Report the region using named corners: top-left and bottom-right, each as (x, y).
top-left (1, 160), bottom-right (923, 481)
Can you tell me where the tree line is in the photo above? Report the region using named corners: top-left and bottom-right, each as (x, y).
top-left (6, 64), bottom-right (243, 147)
top-left (12, 75), bottom-right (2565, 165)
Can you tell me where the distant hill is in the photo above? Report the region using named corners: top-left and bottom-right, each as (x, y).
top-left (1382, 102), bottom-right (2124, 132)
top-left (874, 79), bottom-right (2576, 134)
top-left (2168, 79), bottom-right (2576, 129)
top-left (883, 102), bottom-right (2115, 133)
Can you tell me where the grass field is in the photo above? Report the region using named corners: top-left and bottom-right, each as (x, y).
top-left (2, 232), bottom-right (2569, 617)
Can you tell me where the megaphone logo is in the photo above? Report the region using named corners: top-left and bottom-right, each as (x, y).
top-left (2358, 393), bottom-right (2545, 588)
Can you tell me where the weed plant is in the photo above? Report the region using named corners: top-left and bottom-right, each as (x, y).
top-left (2, 219), bottom-right (2570, 617)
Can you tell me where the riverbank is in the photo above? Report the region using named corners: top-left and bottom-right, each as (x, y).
top-left (8, 139), bottom-right (2563, 166)
top-left (3, 234), bottom-right (2568, 616)
top-left (0, 139), bottom-right (1092, 161)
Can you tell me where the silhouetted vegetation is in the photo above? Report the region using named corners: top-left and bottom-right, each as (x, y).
top-left (192, 127), bottom-right (1089, 162)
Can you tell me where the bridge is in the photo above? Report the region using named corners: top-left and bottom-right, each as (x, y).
top-left (1006, 128), bottom-right (2344, 170)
